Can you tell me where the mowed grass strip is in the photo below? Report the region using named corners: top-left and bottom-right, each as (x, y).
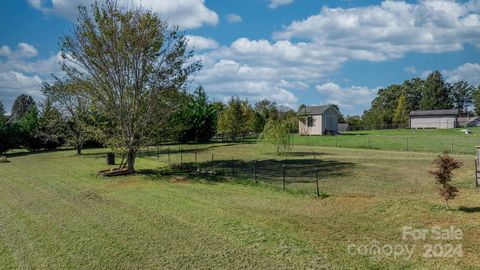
top-left (293, 127), bottom-right (480, 154)
top-left (1, 143), bottom-right (480, 269)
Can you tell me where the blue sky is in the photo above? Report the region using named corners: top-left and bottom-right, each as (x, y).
top-left (1, 0), bottom-right (480, 115)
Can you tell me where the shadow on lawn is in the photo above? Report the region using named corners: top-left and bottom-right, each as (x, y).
top-left (458, 206), bottom-right (480, 213)
top-left (141, 142), bottom-right (254, 156)
top-left (140, 156), bottom-right (354, 184)
top-left (4, 148), bottom-right (74, 158)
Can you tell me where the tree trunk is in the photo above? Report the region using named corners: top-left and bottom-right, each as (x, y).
top-left (76, 143), bottom-right (82, 155)
top-left (127, 149), bottom-right (136, 172)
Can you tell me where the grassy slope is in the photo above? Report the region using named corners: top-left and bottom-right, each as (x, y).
top-left (293, 127), bottom-right (480, 154)
top-left (1, 144), bottom-right (480, 269)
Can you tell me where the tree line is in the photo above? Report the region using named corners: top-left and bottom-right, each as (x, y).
top-left (0, 91), bottom-right (298, 152)
top-left (358, 71), bottom-right (480, 130)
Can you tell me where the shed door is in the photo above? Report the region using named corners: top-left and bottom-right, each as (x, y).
top-left (326, 116), bottom-right (335, 131)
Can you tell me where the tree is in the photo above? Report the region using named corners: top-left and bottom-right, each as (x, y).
top-left (251, 99), bottom-right (278, 133)
top-left (420, 71), bottom-right (452, 110)
top-left (10, 94), bottom-right (36, 122)
top-left (261, 118), bottom-right (292, 155)
top-left (346, 115), bottom-right (362, 130)
top-left (18, 105), bottom-right (42, 151)
top-left (362, 85), bottom-right (402, 129)
top-left (59, 1), bottom-right (200, 172)
top-left (0, 101), bottom-right (16, 153)
top-left (430, 152), bottom-right (463, 209)
top-left (450, 81), bottom-right (474, 116)
top-left (37, 98), bottom-right (66, 150)
top-left (473, 86), bottom-right (480, 116)
top-left (402, 78), bottom-right (424, 111)
top-left (43, 79), bottom-right (97, 154)
top-left (217, 96), bottom-right (248, 141)
top-left (0, 101), bottom-right (6, 126)
top-left (168, 86), bottom-right (217, 143)
top-left (392, 95), bottom-right (409, 128)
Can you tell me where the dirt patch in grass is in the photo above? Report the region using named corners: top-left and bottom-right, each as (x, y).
top-left (72, 190), bottom-right (107, 203)
top-left (169, 176), bottom-right (191, 184)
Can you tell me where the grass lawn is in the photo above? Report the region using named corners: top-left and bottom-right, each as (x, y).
top-left (1, 143), bottom-right (480, 269)
top-left (293, 127), bottom-right (480, 154)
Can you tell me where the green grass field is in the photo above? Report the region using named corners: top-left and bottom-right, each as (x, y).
top-left (293, 127), bottom-right (480, 154)
top-left (1, 143), bottom-right (480, 269)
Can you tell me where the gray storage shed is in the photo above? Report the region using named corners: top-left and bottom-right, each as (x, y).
top-left (409, 109), bottom-right (459, 129)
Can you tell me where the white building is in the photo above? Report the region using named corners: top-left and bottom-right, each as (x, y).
top-left (298, 105), bottom-right (340, 135)
top-left (409, 109), bottom-right (459, 129)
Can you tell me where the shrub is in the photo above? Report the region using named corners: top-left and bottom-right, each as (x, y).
top-left (261, 119), bottom-right (293, 155)
top-left (0, 156), bottom-right (8, 163)
top-left (430, 152), bottom-right (463, 209)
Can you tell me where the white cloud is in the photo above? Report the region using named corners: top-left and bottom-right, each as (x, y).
top-left (191, 36), bottom-right (360, 107)
top-left (0, 43), bottom-right (38, 59)
top-left (404, 66), bottom-right (417, 74)
top-left (226, 13), bottom-right (242, 23)
top-left (0, 52), bottom-right (63, 76)
top-left (27, 0), bottom-right (219, 29)
top-left (273, 0), bottom-right (480, 61)
top-left (315, 82), bottom-right (379, 115)
top-left (444, 63), bottom-right (480, 86)
top-left (0, 71), bottom-right (43, 112)
top-left (268, 0), bottom-right (294, 9)
top-left (186, 35), bottom-right (219, 51)
top-left (0, 42), bottom-right (64, 112)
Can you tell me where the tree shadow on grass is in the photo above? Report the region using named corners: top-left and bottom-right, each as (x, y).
top-left (284, 151), bottom-right (336, 157)
top-left (458, 206), bottom-right (480, 213)
top-left (141, 157), bottom-right (354, 185)
top-left (4, 148), bottom-right (74, 158)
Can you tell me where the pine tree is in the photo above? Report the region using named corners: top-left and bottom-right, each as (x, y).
top-left (10, 94), bottom-right (36, 122)
top-left (217, 96), bottom-right (248, 141)
top-left (38, 98), bottom-right (66, 149)
top-left (472, 86), bottom-right (480, 116)
top-left (0, 101), bottom-right (6, 126)
top-left (393, 95), bottom-right (409, 128)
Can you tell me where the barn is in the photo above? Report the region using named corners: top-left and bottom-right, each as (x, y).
top-left (298, 105), bottom-right (340, 135)
top-left (409, 109), bottom-right (459, 129)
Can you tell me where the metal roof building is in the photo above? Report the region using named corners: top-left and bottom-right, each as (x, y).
top-left (409, 109), bottom-right (459, 129)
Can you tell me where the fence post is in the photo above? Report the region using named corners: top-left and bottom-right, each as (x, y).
top-left (406, 137), bottom-right (409, 151)
top-left (451, 138), bottom-right (454, 153)
top-left (195, 146), bottom-right (197, 167)
top-left (232, 158), bottom-right (235, 178)
top-left (367, 137), bottom-right (370, 148)
top-left (157, 145), bottom-right (160, 160)
top-left (254, 160), bottom-right (257, 183)
top-left (475, 159), bottom-right (479, 187)
top-left (316, 167), bottom-right (320, 197)
top-left (167, 147), bottom-right (170, 164)
top-left (180, 145), bottom-right (183, 165)
top-left (282, 164), bottom-right (286, 190)
top-left (211, 153), bottom-right (214, 173)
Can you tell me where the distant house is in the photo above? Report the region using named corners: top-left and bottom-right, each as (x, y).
top-left (458, 116), bottom-right (480, 127)
top-left (298, 105), bottom-right (340, 135)
top-left (409, 109), bottom-right (459, 129)
top-left (338, 123), bottom-right (353, 133)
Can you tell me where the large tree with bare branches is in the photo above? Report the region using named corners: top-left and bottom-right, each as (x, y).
top-left (60, 1), bottom-right (200, 172)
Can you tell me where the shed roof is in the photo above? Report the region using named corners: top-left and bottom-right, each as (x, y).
top-left (409, 109), bottom-right (459, 117)
top-left (298, 105), bottom-right (338, 115)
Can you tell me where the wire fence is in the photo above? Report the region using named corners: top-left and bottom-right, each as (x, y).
top-left (136, 144), bottom-right (331, 197)
top-left (293, 135), bottom-right (480, 155)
